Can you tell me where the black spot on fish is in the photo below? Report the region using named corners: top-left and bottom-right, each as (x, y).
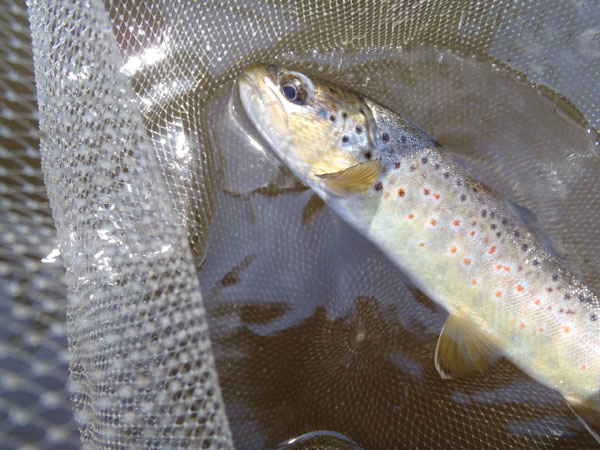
top-left (382, 133), bottom-right (390, 143)
top-left (481, 209), bottom-right (487, 217)
top-left (342, 112), bottom-right (348, 119)
top-left (491, 224), bottom-right (497, 229)
top-left (456, 180), bottom-right (463, 186)
top-left (533, 259), bottom-right (539, 266)
top-left (591, 314), bottom-right (597, 321)
top-left (502, 218), bottom-right (508, 225)
top-left (330, 88), bottom-right (337, 94)
top-left (522, 244), bottom-right (528, 251)
top-left (422, 157), bottom-right (428, 164)
top-left (410, 165), bottom-right (416, 171)
top-left (364, 151), bottom-right (372, 160)
top-left (443, 172), bottom-right (450, 178)
top-left (374, 182), bottom-right (383, 191)
top-left (547, 287), bottom-right (553, 293)
top-left (559, 308), bottom-right (564, 313)
top-left (552, 274), bottom-right (559, 281)
top-left (434, 163), bottom-right (440, 170)
top-left (359, 107), bottom-right (365, 114)
top-left (564, 293), bottom-right (571, 300)
top-left (342, 136), bottom-right (349, 143)
top-left (514, 231), bottom-right (520, 238)
top-left (401, 135), bottom-right (407, 143)
top-left (579, 295), bottom-right (586, 303)
top-left (330, 115), bottom-right (336, 121)
top-left (356, 126), bottom-right (362, 134)
top-left (496, 232), bottom-right (502, 237)
top-left (394, 161), bottom-right (401, 169)
top-left (460, 194), bottom-right (467, 201)
top-left (472, 187), bottom-right (478, 193)
top-left (490, 212), bottom-right (495, 218)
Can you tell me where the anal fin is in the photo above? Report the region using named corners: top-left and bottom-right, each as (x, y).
top-left (567, 396), bottom-right (600, 444)
top-left (316, 159), bottom-right (382, 195)
top-left (435, 312), bottom-right (500, 379)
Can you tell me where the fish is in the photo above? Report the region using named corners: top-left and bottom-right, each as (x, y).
top-left (237, 64), bottom-right (600, 442)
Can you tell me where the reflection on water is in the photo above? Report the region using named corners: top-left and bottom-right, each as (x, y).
top-left (274, 430), bottom-right (363, 449)
top-left (196, 48), bottom-right (599, 448)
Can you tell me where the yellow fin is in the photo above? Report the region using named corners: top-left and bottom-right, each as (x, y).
top-left (567, 396), bottom-right (600, 444)
top-left (316, 159), bottom-right (382, 195)
top-left (434, 313), bottom-right (500, 379)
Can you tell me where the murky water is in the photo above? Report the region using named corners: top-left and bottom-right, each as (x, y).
top-left (196, 48), bottom-right (599, 449)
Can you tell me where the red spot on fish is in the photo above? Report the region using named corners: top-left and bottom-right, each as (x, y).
top-left (495, 291), bottom-right (502, 298)
top-left (504, 266), bottom-right (511, 272)
top-left (534, 299), bottom-right (541, 306)
top-left (469, 230), bottom-right (475, 237)
top-left (516, 284), bottom-right (525, 292)
top-left (581, 365), bottom-right (587, 370)
top-left (496, 264), bottom-right (502, 270)
top-left (463, 258), bottom-right (471, 265)
top-left (488, 246), bottom-right (496, 255)
top-left (453, 219), bottom-right (461, 226)
top-left (564, 326), bottom-right (571, 333)
top-left (423, 188), bottom-right (430, 195)
top-left (450, 246), bottom-right (457, 254)
top-left (519, 323), bottom-right (525, 329)
top-left (433, 193), bottom-right (440, 200)
top-left (408, 213), bottom-right (414, 220)
top-left (374, 182), bottom-right (383, 191)
top-left (430, 218), bottom-right (437, 226)
top-left (472, 279), bottom-right (477, 286)
top-left (398, 188), bottom-right (405, 197)
top-left (419, 243), bottom-right (425, 247)
top-left (538, 327), bottom-right (544, 332)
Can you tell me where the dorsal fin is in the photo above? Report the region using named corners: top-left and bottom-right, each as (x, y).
top-left (504, 198), bottom-right (570, 267)
top-left (316, 159), bottom-right (382, 195)
top-left (435, 312), bottom-right (500, 379)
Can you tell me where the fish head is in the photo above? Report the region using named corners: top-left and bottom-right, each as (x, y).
top-left (238, 65), bottom-right (383, 194)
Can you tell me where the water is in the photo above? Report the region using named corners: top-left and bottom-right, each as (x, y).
top-left (196, 48), bottom-right (599, 449)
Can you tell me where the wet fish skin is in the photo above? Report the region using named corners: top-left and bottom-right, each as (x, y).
top-left (238, 65), bottom-right (600, 440)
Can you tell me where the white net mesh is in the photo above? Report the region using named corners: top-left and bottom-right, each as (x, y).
top-left (2, 0), bottom-right (598, 448)
top-left (0, 1), bottom-right (79, 448)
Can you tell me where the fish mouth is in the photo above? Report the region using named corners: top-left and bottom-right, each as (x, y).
top-left (238, 66), bottom-right (289, 151)
top-left (238, 70), bottom-right (266, 121)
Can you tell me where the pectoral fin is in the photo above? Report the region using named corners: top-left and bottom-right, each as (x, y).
top-left (302, 194), bottom-right (326, 228)
top-left (567, 396), bottom-right (600, 444)
top-left (316, 159), bottom-right (382, 195)
top-left (435, 313), bottom-right (500, 379)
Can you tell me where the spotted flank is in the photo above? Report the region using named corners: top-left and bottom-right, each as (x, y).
top-left (238, 65), bottom-right (600, 443)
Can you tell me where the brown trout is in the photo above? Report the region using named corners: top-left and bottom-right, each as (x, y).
top-left (238, 64), bottom-right (600, 442)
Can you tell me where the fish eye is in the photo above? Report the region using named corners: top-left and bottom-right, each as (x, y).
top-left (282, 83), bottom-right (297, 100)
top-left (280, 77), bottom-right (308, 105)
